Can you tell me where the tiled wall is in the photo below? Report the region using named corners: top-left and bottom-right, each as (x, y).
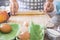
top-left (0, 0), bottom-right (45, 11)
top-left (18, 0), bottom-right (45, 10)
top-left (0, 0), bottom-right (9, 6)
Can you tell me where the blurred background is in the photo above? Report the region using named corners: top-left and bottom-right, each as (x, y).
top-left (0, 0), bottom-right (45, 11)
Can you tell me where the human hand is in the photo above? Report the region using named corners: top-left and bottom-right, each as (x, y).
top-left (10, 0), bottom-right (19, 15)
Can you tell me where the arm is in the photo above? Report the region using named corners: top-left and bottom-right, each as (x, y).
top-left (10, 0), bottom-right (17, 3)
top-left (9, 0), bottom-right (19, 15)
top-left (44, 3), bottom-right (47, 12)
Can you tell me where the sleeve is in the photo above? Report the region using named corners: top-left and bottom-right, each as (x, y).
top-left (44, 3), bottom-right (47, 11)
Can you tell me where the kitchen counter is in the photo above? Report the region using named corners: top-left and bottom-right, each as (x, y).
top-left (9, 11), bottom-right (51, 27)
top-left (8, 11), bottom-right (51, 40)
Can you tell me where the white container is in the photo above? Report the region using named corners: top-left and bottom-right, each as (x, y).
top-left (46, 29), bottom-right (60, 40)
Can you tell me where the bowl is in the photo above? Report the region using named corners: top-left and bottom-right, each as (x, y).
top-left (0, 23), bottom-right (20, 40)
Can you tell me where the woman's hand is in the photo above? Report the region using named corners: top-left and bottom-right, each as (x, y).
top-left (10, 0), bottom-right (19, 15)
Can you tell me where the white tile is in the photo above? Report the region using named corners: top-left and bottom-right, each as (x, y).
top-left (38, 6), bottom-right (40, 8)
top-left (27, 3), bottom-right (30, 5)
top-left (34, 3), bottom-right (37, 5)
top-left (31, 7), bottom-right (33, 9)
top-left (23, 3), bottom-right (26, 5)
top-left (27, 7), bottom-right (29, 8)
top-left (31, 0), bottom-right (34, 2)
top-left (35, 7), bottom-right (37, 9)
top-left (35, 0), bottom-right (37, 2)
top-left (41, 3), bottom-right (43, 5)
top-left (38, 3), bottom-right (40, 5)
top-left (38, 0), bottom-right (40, 1)
top-left (41, 6), bottom-right (43, 7)
top-left (26, 0), bottom-right (30, 2)
top-left (30, 3), bottom-right (34, 5)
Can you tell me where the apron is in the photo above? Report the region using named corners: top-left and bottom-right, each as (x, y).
top-left (50, 15), bottom-right (60, 25)
top-left (50, 0), bottom-right (60, 25)
top-left (17, 0), bottom-right (45, 11)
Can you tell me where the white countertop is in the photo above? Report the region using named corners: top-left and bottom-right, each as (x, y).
top-left (8, 14), bottom-right (52, 27)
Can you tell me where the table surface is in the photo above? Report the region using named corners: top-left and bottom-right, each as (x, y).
top-left (9, 15), bottom-right (50, 26)
top-left (8, 11), bottom-right (51, 40)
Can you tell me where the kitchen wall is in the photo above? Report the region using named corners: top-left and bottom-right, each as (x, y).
top-left (18, 0), bottom-right (45, 11)
top-left (0, 0), bottom-right (45, 11)
top-left (0, 0), bottom-right (9, 6)
top-left (0, 0), bottom-right (10, 11)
